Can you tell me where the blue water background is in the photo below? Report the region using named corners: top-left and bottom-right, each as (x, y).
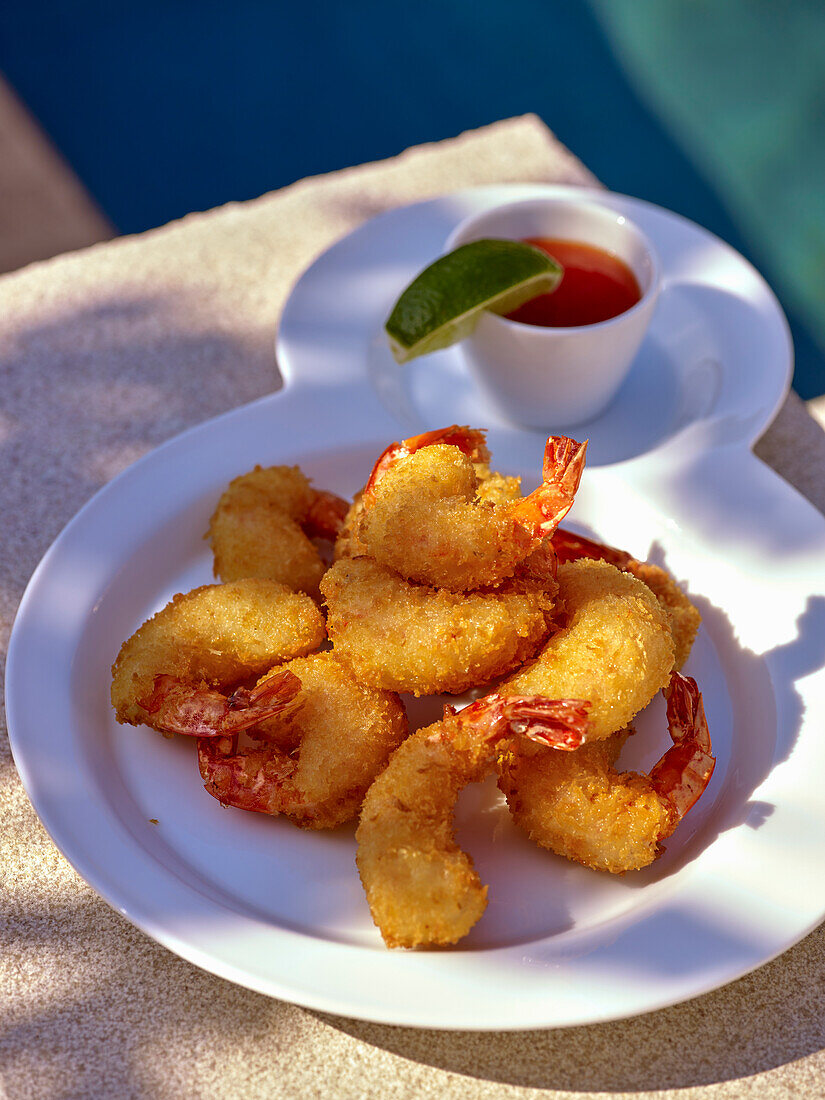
top-left (1, 0), bottom-right (822, 396)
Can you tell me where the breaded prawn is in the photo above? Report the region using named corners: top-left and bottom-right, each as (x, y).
top-left (321, 556), bottom-right (556, 696)
top-left (198, 652), bottom-right (408, 829)
top-left (353, 426), bottom-right (586, 591)
top-left (111, 579), bottom-right (325, 731)
top-left (499, 672), bottom-right (715, 872)
top-left (552, 528), bottom-right (701, 668)
top-left (501, 559), bottom-right (675, 740)
top-left (356, 694), bottom-right (588, 947)
top-left (209, 464), bottom-right (348, 596)
top-left (334, 462), bottom-right (522, 563)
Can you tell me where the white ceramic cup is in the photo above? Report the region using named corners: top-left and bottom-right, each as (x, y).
top-left (445, 197), bottom-right (661, 427)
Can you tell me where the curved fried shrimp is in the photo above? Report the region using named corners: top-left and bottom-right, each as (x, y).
top-left (499, 672), bottom-right (715, 872)
top-left (138, 668), bottom-right (302, 738)
top-left (553, 528), bottom-right (701, 668)
top-left (334, 464), bottom-right (522, 563)
top-left (336, 428), bottom-right (495, 563)
top-left (208, 464), bottom-right (348, 595)
top-left (501, 559), bottom-right (675, 740)
top-left (111, 579), bottom-right (325, 730)
top-left (356, 694), bottom-right (588, 947)
top-left (353, 426), bottom-right (586, 591)
top-left (198, 653), bottom-right (408, 829)
top-left (321, 556), bottom-right (556, 696)
top-left (364, 425), bottom-right (490, 498)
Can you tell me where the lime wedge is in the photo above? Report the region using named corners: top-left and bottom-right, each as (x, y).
top-left (385, 238), bottom-right (563, 364)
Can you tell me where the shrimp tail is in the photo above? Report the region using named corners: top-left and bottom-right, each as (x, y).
top-left (649, 672), bottom-right (715, 830)
top-left (227, 668), bottom-right (302, 717)
top-left (511, 437), bottom-right (588, 537)
top-left (197, 736), bottom-right (301, 814)
top-left (137, 668), bottom-right (302, 738)
top-left (500, 696), bottom-right (590, 750)
top-left (457, 693), bottom-right (589, 751)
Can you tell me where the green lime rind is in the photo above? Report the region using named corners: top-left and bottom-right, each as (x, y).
top-left (385, 238), bottom-right (563, 364)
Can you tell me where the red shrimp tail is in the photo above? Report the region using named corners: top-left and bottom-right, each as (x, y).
top-left (511, 436), bottom-right (588, 537)
top-left (198, 739), bottom-right (297, 814)
top-left (197, 733), bottom-right (237, 781)
top-left (141, 668), bottom-right (302, 740)
top-left (137, 673), bottom-right (179, 715)
top-left (502, 695), bottom-right (590, 750)
top-left (542, 435), bottom-right (588, 491)
top-left (137, 674), bottom-right (241, 738)
top-left (650, 672), bottom-right (715, 824)
top-left (227, 668), bottom-right (302, 718)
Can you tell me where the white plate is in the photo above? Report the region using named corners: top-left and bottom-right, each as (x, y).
top-left (8, 185), bottom-right (825, 1031)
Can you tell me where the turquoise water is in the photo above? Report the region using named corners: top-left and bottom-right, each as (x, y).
top-left (591, 0), bottom-right (825, 400)
top-left (1, 0), bottom-right (822, 394)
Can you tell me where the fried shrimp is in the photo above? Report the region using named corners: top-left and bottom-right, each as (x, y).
top-left (321, 556), bottom-right (556, 696)
top-left (553, 528), bottom-right (701, 668)
top-left (353, 425), bottom-right (587, 591)
top-left (208, 464), bottom-right (349, 595)
top-left (334, 464), bottom-right (522, 563)
top-left (111, 579), bottom-right (325, 730)
top-left (356, 694), bottom-right (588, 947)
top-left (499, 672), bottom-right (715, 872)
top-left (501, 559), bottom-right (675, 740)
top-left (198, 652), bottom-right (408, 829)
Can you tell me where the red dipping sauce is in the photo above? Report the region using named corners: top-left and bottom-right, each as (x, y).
top-left (506, 238), bottom-right (642, 328)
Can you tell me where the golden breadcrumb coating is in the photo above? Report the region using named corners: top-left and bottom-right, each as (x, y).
top-left (321, 556), bottom-right (555, 696)
top-left (199, 652), bottom-right (407, 829)
top-left (356, 694), bottom-right (588, 947)
top-left (333, 490), bottom-right (365, 561)
top-left (474, 467), bottom-right (522, 504)
top-left (111, 579), bottom-right (325, 727)
top-left (335, 464), bottom-right (520, 564)
top-left (499, 730), bottom-right (674, 873)
top-left (357, 726), bottom-right (490, 947)
top-left (629, 560), bottom-right (702, 669)
top-left (354, 444), bottom-right (534, 591)
top-left (209, 465), bottom-right (336, 595)
top-left (552, 529), bottom-right (701, 669)
top-left (501, 560), bottom-right (674, 739)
